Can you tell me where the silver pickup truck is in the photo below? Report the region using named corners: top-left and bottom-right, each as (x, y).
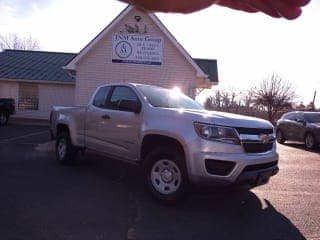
top-left (50, 83), bottom-right (279, 202)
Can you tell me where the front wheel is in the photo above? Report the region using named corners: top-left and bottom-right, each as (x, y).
top-left (144, 146), bottom-right (188, 203)
top-left (0, 110), bottom-right (9, 126)
top-left (305, 133), bottom-right (317, 149)
top-left (276, 130), bottom-right (285, 144)
top-left (56, 131), bottom-right (77, 165)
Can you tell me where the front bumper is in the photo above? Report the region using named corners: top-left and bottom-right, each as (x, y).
top-left (186, 139), bottom-right (279, 188)
top-left (234, 165), bottom-right (279, 187)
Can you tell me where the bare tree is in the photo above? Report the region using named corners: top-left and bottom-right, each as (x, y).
top-left (253, 74), bottom-right (297, 123)
top-left (205, 89), bottom-right (240, 112)
top-left (241, 87), bottom-right (256, 109)
top-left (204, 90), bottom-right (222, 110)
top-left (0, 33), bottom-right (40, 51)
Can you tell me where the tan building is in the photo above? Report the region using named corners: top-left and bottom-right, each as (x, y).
top-left (0, 5), bottom-right (218, 120)
top-left (0, 50), bottom-right (75, 119)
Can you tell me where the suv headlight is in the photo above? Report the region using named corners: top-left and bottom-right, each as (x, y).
top-left (194, 122), bottom-right (240, 145)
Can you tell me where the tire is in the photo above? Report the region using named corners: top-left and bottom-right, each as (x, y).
top-left (0, 110), bottom-right (9, 126)
top-left (305, 133), bottom-right (317, 150)
top-left (56, 131), bottom-right (78, 165)
top-left (276, 130), bottom-right (285, 144)
top-left (144, 146), bottom-right (188, 203)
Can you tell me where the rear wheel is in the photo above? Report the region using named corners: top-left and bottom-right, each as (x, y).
top-left (56, 131), bottom-right (78, 165)
top-left (144, 146), bottom-right (188, 203)
top-left (305, 133), bottom-right (317, 149)
top-left (276, 130), bottom-right (285, 144)
top-left (0, 110), bottom-right (9, 126)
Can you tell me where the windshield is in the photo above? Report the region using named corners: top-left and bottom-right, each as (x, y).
top-left (304, 112), bottom-right (320, 123)
top-left (136, 85), bottom-right (204, 110)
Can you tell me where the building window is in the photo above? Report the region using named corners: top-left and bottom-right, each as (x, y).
top-left (18, 83), bottom-right (39, 110)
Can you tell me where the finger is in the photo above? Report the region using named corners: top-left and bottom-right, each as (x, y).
top-left (244, 0), bottom-right (282, 18)
top-left (269, 1), bottom-right (303, 19)
top-left (216, 0), bottom-right (259, 13)
top-left (281, 0), bottom-right (310, 7)
top-left (119, 0), bottom-right (215, 13)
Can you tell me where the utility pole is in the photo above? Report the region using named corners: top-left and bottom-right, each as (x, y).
top-left (312, 90), bottom-right (317, 106)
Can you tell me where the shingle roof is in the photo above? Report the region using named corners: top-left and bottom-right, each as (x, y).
top-left (0, 49), bottom-right (77, 83)
top-left (194, 58), bottom-right (218, 83)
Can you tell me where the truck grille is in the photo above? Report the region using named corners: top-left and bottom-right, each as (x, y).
top-left (236, 127), bottom-right (273, 135)
top-left (235, 127), bottom-right (275, 154)
top-left (242, 142), bottom-right (273, 153)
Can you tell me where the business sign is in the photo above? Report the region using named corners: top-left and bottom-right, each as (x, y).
top-left (112, 34), bottom-right (163, 65)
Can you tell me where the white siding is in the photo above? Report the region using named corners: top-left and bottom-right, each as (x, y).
top-left (74, 8), bottom-right (197, 106)
top-left (0, 80), bottom-right (75, 120)
top-left (0, 81), bottom-right (19, 102)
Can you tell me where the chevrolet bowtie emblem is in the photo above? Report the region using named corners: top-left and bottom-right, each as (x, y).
top-left (260, 134), bottom-right (270, 144)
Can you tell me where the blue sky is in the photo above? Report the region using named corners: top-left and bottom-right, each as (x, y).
top-left (1, 0), bottom-right (319, 107)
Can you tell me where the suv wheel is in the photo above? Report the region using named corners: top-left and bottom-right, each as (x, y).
top-left (276, 130), bottom-right (285, 144)
top-left (56, 131), bottom-right (77, 164)
top-left (144, 146), bottom-right (188, 203)
top-left (0, 110), bottom-right (8, 126)
top-left (305, 133), bottom-right (317, 149)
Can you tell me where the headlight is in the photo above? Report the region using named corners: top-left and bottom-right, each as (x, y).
top-left (194, 122), bottom-right (240, 145)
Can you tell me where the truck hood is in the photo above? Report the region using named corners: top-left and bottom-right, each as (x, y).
top-left (165, 108), bottom-right (274, 129)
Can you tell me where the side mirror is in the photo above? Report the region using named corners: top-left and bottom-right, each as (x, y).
top-left (118, 99), bottom-right (141, 113)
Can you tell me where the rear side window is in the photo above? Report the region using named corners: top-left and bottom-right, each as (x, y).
top-left (93, 86), bottom-right (110, 108)
top-left (107, 86), bottom-right (139, 110)
top-left (283, 113), bottom-right (295, 120)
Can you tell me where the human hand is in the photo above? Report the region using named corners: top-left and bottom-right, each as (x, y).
top-left (119, 0), bottom-right (311, 19)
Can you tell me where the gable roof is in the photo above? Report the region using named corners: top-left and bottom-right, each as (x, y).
top-left (194, 59), bottom-right (218, 83)
top-left (64, 5), bottom-right (206, 79)
top-left (0, 49), bottom-right (76, 83)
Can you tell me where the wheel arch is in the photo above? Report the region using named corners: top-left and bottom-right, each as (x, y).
top-left (56, 123), bottom-right (77, 146)
top-left (140, 134), bottom-right (186, 163)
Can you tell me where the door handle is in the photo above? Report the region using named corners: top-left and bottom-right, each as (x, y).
top-left (101, 114), bottom-right (111, 119)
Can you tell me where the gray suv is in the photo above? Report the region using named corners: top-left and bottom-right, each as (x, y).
top-left (276, 111), bottom-right (320, 149)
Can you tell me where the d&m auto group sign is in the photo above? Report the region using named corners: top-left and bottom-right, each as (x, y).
top-left (112, 34), bottom-right (163, 65)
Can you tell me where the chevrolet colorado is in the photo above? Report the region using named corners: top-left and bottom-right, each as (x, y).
top-left (50, 83), bottom-right (279, 202)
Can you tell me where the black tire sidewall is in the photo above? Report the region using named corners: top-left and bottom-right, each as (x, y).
top-left (276, 130), bottom-right (285, 144)
top-left (0, 110), bottom-right (8, 126)
top-left (56, 132), bottom-right (76, 164)
top-left (305, 133), bottom-right (316, 149)
top-left (144, 146), bottom-right (188, 203)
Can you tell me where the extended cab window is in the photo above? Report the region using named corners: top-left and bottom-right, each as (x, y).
top-left (107, 86), bottom-right (139, 110)
top-left (93, 86), bottom-right (110, 108)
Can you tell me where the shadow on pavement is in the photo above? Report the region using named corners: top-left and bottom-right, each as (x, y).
top-left (80, 153), bottom-right (306, 240)
top-left (0, 145), bottom-right (306, 240)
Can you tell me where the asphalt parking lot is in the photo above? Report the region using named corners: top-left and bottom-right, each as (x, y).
top-left (0, 124), bottom-right (319, 240)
